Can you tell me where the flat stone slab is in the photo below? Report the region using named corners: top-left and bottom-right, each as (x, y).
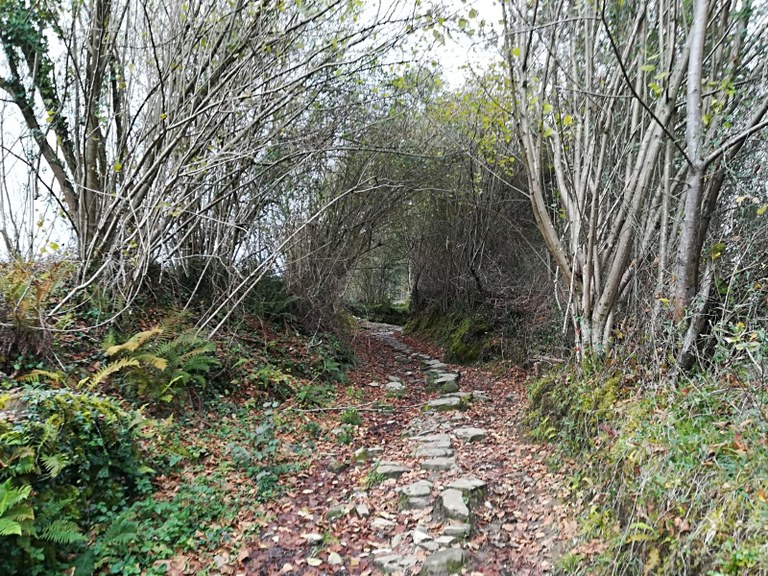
top-left (420, 548), bottom-right (466, 575)
top-left (453, 427), bottom-right (488, 442)
top-left (448, 477), bottom-right (487, 506)
top-left (422, 457), bottom-right (456, 471)
top-left (440, 488), bottom-right (469, 521)
top-left (414, 433), bottom-right (452, 446)
top-left (386, 382), bottom-right (405, 391)
top-left (433, 373), bottom-right (460, 384)
top-left (387, 375), bottom-right (402, 382)
top-left (472, 390), bottom-right (492, 402)
top-left (401, 496), bottom-right (432, 510)
top-left (415, 445), bottom-right (453, 458)
top-left (442, 522), bottom-right (471, 538)
top-left (447, 477), bottom-right (487, 494)
top-left (377, 462), bottom-right (410, 479)
top-left (444, 392), bottom-right (472, 400)
top-left (425, 397), bottom-right (463, 412)
top-left (398, 479), bottom-right (433, 498)
top-left (412, 527), bottom-right (432, 544)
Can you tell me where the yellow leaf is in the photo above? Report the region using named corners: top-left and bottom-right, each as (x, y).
top-left (562, 114), bottom-right (573, 126)
top-left (306, 558), bottom-right (322, 567)
top-left (757, 204), bottom-right (767, 216)
top-left (113, 163), bottom-right (123, 172)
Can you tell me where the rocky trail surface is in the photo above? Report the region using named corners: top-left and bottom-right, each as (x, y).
top-left (244, 322), bottom-right (577, 575)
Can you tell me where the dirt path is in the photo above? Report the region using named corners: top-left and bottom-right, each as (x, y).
top-left (244, 322), bottom-right (576, 575)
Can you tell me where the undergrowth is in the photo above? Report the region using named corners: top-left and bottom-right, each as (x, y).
top-left (528, 363), bottom-right (768, 575)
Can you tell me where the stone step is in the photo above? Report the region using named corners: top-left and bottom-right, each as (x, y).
top-left (453, 427), bottom-right (488, 442)
top-left (376, 462), bottom-right (410, 479)
top-left (420, 548), bottom-right (465, 575)
top-left (439, 488), bottom-right (469, 521)
top-left (414, 445), bottom-right (454, 458)
top-left (424, 396), bottom-right (464, 412)
top-left (422, 457), bottom-right (456, 471)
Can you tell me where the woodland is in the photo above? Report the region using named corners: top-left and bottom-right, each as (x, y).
top-left (0, 0), bottom-right (767, 574)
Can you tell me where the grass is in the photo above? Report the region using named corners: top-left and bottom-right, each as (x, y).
top-left (528, 366), bottom-right (768, 575)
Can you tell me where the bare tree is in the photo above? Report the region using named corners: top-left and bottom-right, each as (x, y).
top-left (0, 0), bottom-right (427, 325)
top-left (501, 0), bottom-right (768, 360)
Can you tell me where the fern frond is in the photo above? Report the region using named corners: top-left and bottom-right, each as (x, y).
top-left (101, 515), bottom-right (138, 545)
top-left (102, 331), bottom-right (116, 352)
top-left (105, 327), bottom-right (163, 356)
top-left (41, 454), bottom-right (68, 478)
top-left (18, 370), bottom-right (65, 384)
top-left (178, 344), bottom-right (216, 362)
top-left (39, 519), bottom-right (86, 543)
top-left (88, 358), bottom-right (141, 388)
top-left (0, 517), bottom-right (24, 536)
top-left (180, 351), bottom-right (220, 372)
top-left (132, 353), bottom-right (168, 372)
top-left (0, 480), bottom-right (32, 515)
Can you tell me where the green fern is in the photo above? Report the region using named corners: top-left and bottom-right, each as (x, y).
top-left (38, 519), bottom-right (85, 544)
top-left (0, 479), bottom-right (34, 537)
top-left (101, 324), bottom-right (220, 403)
top-left (41, 453), bottom-right (68, 478)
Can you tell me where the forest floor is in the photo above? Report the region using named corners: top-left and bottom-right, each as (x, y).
top-left (153, 321), bottom-right (579, 576)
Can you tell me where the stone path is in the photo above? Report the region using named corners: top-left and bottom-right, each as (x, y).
top-left (245, 321), bottom-right (574, 576)
top-left (363, 324), bottom-right (493, 575)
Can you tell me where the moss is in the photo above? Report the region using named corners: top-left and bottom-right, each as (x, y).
top-left (406, 308), bottom-right (495, 364)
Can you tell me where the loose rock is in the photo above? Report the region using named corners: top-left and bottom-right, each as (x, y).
top-left (442, 522), bottom-right (471, 538)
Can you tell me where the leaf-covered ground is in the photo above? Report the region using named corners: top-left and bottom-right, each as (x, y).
top-left (148, 321), bottom-right (578, 575)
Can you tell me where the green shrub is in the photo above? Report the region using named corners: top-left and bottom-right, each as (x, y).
top-left (0, 386), bottom-right (150, 574)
